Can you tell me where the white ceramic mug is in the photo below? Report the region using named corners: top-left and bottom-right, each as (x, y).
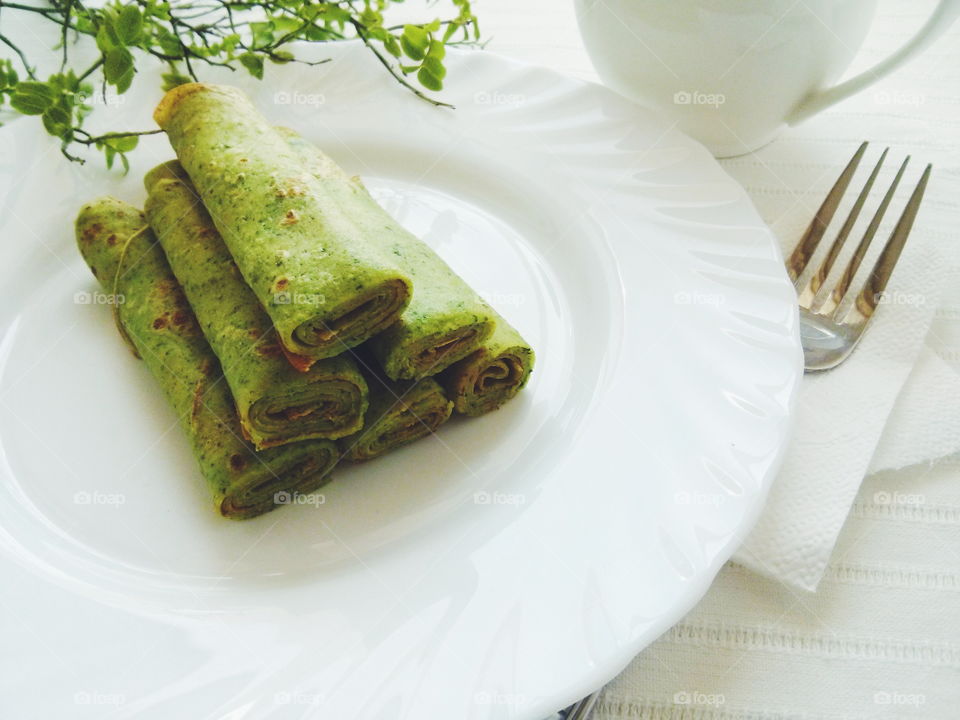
top-left (575, 0), bottom-right (960, 156)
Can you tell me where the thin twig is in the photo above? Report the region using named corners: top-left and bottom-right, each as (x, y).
top-left (59, 0), bottom-right (71, 70)
top-left (77, 56), bottom-right (104, 82)
top-left (73, 127), bottom-right (163, 145)
top-left (0, 31), bottom-right (37, 78)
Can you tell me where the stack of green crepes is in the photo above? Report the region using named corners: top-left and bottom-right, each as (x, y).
top-left (75, 82), bottom-right (535, 520)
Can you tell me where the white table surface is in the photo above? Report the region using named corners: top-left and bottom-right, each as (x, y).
top-left (465, 0), bottom-right (960, 717)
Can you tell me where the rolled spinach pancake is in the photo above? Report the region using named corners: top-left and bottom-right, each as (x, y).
top-left (278, 128), bottom-right (497, 380)
top-left (440, 319), bottom-right (535, 416)
top-left (75, 197), bottom-right (338, 519)
top-left (144, 165), bottom-right (368, 449)
top-left (339, 375), bottom-right (453, 462)
top-left (152, 83), bottom-right (412, 364)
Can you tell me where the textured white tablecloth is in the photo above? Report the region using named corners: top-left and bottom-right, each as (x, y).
top-left (466, 0), bottom-right (960, 717)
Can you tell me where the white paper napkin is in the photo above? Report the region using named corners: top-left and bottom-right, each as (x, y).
top-left (726, 128), bottom-right (960, 592)
top-left (870, 296), bottom-right (960, 473)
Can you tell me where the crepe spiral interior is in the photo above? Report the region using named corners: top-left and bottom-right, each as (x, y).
top-left (291, 279), bottom-right (411, 353)
top-left (340, 378), bottom-right (454, 462)
top-left (219, 444), bottom-right (337, 519)
top-left (442, 342), bottom-right (534, 417)
top-left (248, 378), bottom-right (365, 445)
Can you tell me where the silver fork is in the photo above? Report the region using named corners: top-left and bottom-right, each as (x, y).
top-left (787, 141), bottom-right (931, 371)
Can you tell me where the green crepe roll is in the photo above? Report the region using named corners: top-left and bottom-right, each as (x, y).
top-left (144, 166), bottom-right (368, 449)
top-left (74, 197), bottom-right (150, 287)
top-left (440, 319), bottom-right (535, 416)
top-left (152, 83), bottom-right (412, 365)
top-left (339, 374), bottom-right (453, 462)
top-left (143, 158), bottom-right (191, 189)
top-left (278, 128), bottom-right (497, 381)
top-left (73, 197), bottom-right (152, 357)
top-left (75, 197), bottom-right (339, 519)
top-left (145, 159), bottom-right (312, 375)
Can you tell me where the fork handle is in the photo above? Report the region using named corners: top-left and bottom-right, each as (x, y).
top-left (562, 691), bottom-right (601, 720)
top-left (788, 0), bottom-right (960, 124)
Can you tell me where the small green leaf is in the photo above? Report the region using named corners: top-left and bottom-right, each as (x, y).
top-left (117, 70), bottom-right (134, 94)
top-left (423, 56), bottom-right (446, 79)
top-left (401, 24), bottom-right (428, 60)
top-left (95, 17), bottom-right (121, 52)
top-left (117, 5), bottom-right (142, 45)
top-left (269, 50), bottom-right (294, 64)
top-left (104, 47), bottom-right (134, 92)
top-left (360, 8), bottom-right (381, 28)
top-left (41, 105), bottom-right (71, 135)
top-left (0, 60), bottom-right (17, 89)
top-left (162, 72), bottom-right (192, 91)
top-left (318, 5), bottom-right (352, 25)
top-left (107, 134), bottom-right (138, 153)
top-left (239, 53), bottom-right (264, 79)
top-left (60, 70), bottom-right (82, 93)
top-left (10, 81), bottom-right (55, 115)
top-left (156, 29), bottom-right (182, 57)
top-left (400, 36), bottom-right (424, 61)
top-left (271, 16), bottom-right (302, 35)
top-left (74, 14), bottom-right (95, 34)
top-left (249, 21), bottom-right (275, 49)
top-left (383, 35), bottom-right (402, 58)
top-left (417, 66), bottom-right (443, 91)
top-left (427, 39), bottom-right (446, 60)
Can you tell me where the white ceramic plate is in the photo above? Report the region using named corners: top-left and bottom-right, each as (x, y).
top-left (0, 42), bottom-right (801, 719)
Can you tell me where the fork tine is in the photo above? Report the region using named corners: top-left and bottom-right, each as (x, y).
top-left (819, 155), bottom-right (909, 317)
top-left (852, 163), bottom-right (932, 319)
top-left (797, 148), bottom-right (888, 308)
top-left (787, 141), bottom-right (868, 286)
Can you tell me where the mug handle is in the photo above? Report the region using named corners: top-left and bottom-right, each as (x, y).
top-left (787, 0), bottom-right (960, 124)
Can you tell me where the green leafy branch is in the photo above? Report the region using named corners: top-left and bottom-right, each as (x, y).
top-left (0, 0), bottom-right (480, 169)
